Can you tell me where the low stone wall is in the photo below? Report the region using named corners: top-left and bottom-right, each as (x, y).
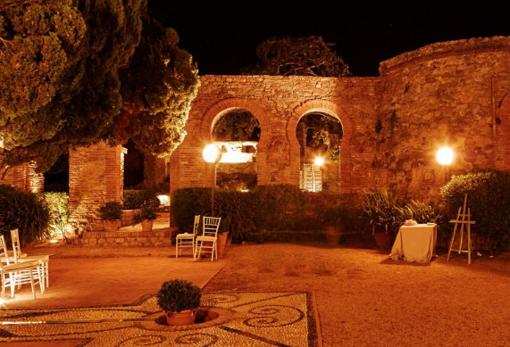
top-left (78, 229), bottom-right (172, 247)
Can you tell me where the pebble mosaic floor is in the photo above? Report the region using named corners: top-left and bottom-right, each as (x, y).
top-left (0, 292), bottom-right (317, 346)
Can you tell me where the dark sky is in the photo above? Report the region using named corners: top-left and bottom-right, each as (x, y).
top-left (149, 2), bottom-right (510, 76)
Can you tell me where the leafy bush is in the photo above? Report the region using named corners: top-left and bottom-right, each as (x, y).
top-left (42, 192), bottom-right (69, 239)
top-left (397, 200), bottom-right (441, 224)
top-left (157, 279), bottom-right (201, 313)
top-left (123, 189), bottom-right (160, 210)
top-left (362, 190), bottom-right (401, 233)
top-left (99, 202), bottom-right (122, 220)
top-left (0, 184), bottom-right (49, 245)
top-left (441, 171), bottom-right (510, 252)
top-left (135, 203), bottom-right (157, 222)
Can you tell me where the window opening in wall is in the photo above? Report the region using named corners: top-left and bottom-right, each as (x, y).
top-left (212, 109), bottom-right (260, 192)
top-left (296, 112), bottom-right (343, 193)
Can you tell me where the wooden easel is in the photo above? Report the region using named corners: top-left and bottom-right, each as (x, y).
top-left (447, 194), bottom-right (476, 264)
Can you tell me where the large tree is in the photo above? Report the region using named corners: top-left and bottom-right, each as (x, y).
top-left (0, 0), bottom-right (199, 174)
top-left (251, 35), bottom-right (350, 77)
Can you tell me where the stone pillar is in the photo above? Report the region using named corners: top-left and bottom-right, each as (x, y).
top-left (69, 142), bottom-right (124, 233)
top-left (0, 161), bottom-right (44, 193)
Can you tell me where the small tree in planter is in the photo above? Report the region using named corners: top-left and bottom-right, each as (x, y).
top-left (362, 190), bottom-right (400, 249)
top-left (157, 279), bottom-right (201, 325)
top-left (99, 202), bottom-right (122, 232)
top-left (136, 204), bottom-right (157, 231)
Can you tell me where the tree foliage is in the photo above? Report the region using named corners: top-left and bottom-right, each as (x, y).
top-left (296, 113), bottom-right (343, 160)
top-left (251, 36), bottom-right (350, 77)
top-left (212, 110), bottom-right (260, 141)
top-left (0, 0), bottom-right (199, 173)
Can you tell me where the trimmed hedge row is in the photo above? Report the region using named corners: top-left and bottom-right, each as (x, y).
top-left (441, 171), bottom-right (510, 252)
top-left (171, 185), bottom-right (365, 242)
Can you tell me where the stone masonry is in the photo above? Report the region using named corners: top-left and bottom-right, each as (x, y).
top-left (171, 36), bottom-right (510, 201)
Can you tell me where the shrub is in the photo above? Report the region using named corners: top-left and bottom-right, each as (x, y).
top-left (362, 190), bottom-right (401, 234)
top-left (135, 203), bottom-right (157, 222)
top-left (0, 184), bottom-right (49, 245)
top-left (42, 192), bottom-right (69, 239)
top-left (123, 189), bottom-right (160, 210)
top-left (99, 202), bottom-right (122, 220)
top-left (397, 200), bottom-right (441, 224)
top-left (157, 279), bottom-right (201, 313)
top-left (441, 171), bottom-right (510, 252)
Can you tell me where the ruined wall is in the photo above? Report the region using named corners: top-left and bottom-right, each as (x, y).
top-left (378, 36), bottom-right (510, 199)
top-left (69, 142), bottom-right (124, 233)
top-left (171, 36), bottom-right (510, 202)
top-left (170, 75), bottom-right (381, 195)
top-left (0, 161), bottom-right (44, 193)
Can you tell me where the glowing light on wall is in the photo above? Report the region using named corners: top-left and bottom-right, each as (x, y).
top-left (157, 194), bottom-right (170, 207)
top-left (436, 146), bottom-right (454, 166)
top-left (202, 144), bottom-right (222, 163)
top-left (313, 156), bottom-right (325, 167)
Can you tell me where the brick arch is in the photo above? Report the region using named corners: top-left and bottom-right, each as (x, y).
top-left (200, 98), bottom-right (271, 146)
top-left (287, 99), bottom-right (354, 193)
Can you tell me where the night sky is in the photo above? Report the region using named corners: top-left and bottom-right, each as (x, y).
top-left (149, 2), bottom-right (510, 76)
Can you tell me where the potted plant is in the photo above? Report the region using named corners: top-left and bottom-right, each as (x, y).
top-left (320, 206), bottom-right (344, 245)
top-left (136, 204), bottom-right (157, 231)
top-left (362, 190), bottom-right (399, 249)
top-left (99, 202), bottom-right (122, 232)
top-left (157, 279), bottom-right (201, 326)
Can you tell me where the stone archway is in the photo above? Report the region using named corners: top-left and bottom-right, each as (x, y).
top-left (211, 109), bottom-right (260, 191)
top-left (288, 100), bottom-right (353, 193)
top-left (296, 112), bottom-right (343, 192)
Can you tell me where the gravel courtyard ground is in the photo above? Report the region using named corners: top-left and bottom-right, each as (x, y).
top-left (205, 243), bottom-right (510, 347)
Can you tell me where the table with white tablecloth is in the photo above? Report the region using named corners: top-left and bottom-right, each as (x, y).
top-left (390, 223), bottom-right (438, 263)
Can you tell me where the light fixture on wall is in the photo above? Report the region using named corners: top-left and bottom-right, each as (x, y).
top-left (436, 146), bottom-right (455, 183)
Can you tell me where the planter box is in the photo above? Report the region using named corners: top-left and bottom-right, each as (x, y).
top-left (121, 209), bottom-right (141, 226)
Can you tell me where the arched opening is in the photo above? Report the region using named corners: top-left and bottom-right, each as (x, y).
top-left (44, 153), bottom-right (69, 193)
top-left (123, 139), bottom-right (145, 189)
top-left (296, 112), bottom-right (343, 192)
top-left (212, 109), bottom-right (261, 191)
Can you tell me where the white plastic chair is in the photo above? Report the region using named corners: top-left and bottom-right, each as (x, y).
top-left (194, 216), bottom-right (221, 261)
top-left (0, 235), bottom-right (43, 299)
top-left (175, 215), bottom-right (200, 258)
top-left (10, 229), bottom-right (50, 288)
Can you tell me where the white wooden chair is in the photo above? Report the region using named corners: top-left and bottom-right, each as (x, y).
top-left (175, 215), bottom-right (200, 258)
top-left (0, 235), bottom-right (44, 299)
top-left (10, 229), bottom-right (50, 288)
top-left (194, 216), bottom-right (221, 261)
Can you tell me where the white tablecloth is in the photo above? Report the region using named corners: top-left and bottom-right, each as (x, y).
top-left (390, 224), bottom-right (438, 263)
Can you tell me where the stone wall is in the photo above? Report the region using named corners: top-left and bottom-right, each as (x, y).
top-left (0, 161), bottom-right (43, 193)
top-left (69, 142), bottom-right (124, 233)
top-left (171, 36), bottom-right (510, 202)
top-left (170, 75), bottom-right (380, 195)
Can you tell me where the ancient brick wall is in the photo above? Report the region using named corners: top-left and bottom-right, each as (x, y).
top-left (69, 142), bottom-right (124, 233)
top-left (170, 75), bottom-right (381, 195)
top-left (0, 161), bottom-right (43, 193)
top-left (377, 36), bottom-right (510, 199)
top-left (171, 36), bottom-right (510, 202)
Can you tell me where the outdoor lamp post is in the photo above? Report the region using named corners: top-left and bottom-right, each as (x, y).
top-left (202, 144), bottom-right (222, 215)
top-left (436, 146), bottom-right (454, 183)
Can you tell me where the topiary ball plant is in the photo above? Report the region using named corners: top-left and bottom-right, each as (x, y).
top-left (157, 279), bottom-right (201, 314)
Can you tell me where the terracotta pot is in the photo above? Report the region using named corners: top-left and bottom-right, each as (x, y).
top-left (165, 310), bottom-right (195, 326)
top-left (103, 219), bottom-right (121, 232)
top-left (373, 231), bottom-right (391, 249)
top-left (141, 220), bottom-right (153, 232)
top-left (324, 226), bottom-right (342, 245)
top-left (217, 232), bottom-right (230, 258)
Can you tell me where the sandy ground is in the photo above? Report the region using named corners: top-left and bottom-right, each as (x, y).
top-left (2, 246), bottom-right (224, 310)
top-left (205, 243), bottom-right (510, 347)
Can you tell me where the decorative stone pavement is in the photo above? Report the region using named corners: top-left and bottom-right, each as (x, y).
top-left (0, 292), bottom-right (318, 346)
